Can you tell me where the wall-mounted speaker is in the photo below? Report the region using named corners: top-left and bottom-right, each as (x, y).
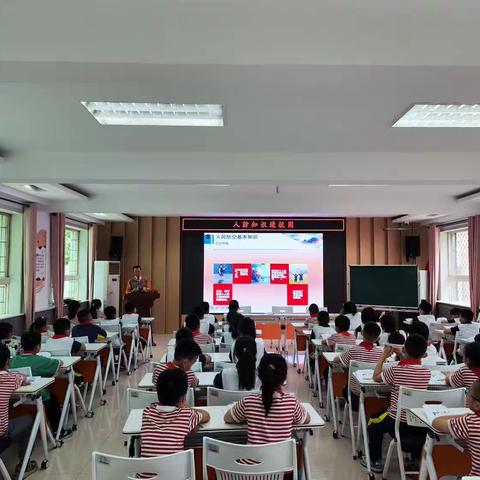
top-left (109, 236), bottom-right (123, 260)
top-left (405, 235), bottom-right (420, 261)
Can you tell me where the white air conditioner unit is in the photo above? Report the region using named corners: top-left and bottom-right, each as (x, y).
top-left (93, 261), bottom-right (121, 312)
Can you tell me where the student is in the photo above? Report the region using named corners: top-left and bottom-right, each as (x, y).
top-left (308, 303), bottom-right (320, 320)
top-left (168, 328), bottom-right (211, 366)
top-left (122, 302), bottom-right (140, 326)
top-left (0, 321), bottom-right (20, 357)
top-left (230, 317), bottom-right (265, 365)
top-left (311, 311), bottom-right (335, 340)
top-left (441, 307), bottom-right (461, 324)
top-left (341, 301), bottom-right (362, 331)
top-left (72, 309), bottom-right (107, 343)
top-left (447, 308), bottom-right (478, 338)
top-left (65, 299), bottom-right (81, 326)
top-left (30, 317), bottom-right (48, 334)
top-left (378, 313), bottom-right (406, 346)
top-left (0, 344), bottom-right (38, 477)
top-left (222, 312), bottom-right (243, 345)
top-left (152, 340), bottom-right (201, 388)
top-left (89, 299), bottom-right (104, 320)
top-left (355, 307), bottom-right (378, 337)
top-left (214, 336), bottom-right (258, 390)
top-left (141, 369), bottom-right (209, 458)
top-left (446, 342), bottom-right (480, 389)
top-left (417, 300), bottom-right (436, 326)
top-left (387, 331), bottom-right (406, 347)
top-left (103, 305), bottom-right (118, 321)
top-left (10, 332), bottom-right (68, 438)
top-left (201, 301), bottom-right (216, 326)
top-left (409, 321), bottom-right (438, 365)
top-left (193, 306), bottom-right (215, 335)
top-left (226, 299), bottom-right (240, 323)
top-left (51, 318), bottom-right (86, 355)
top-left (185, 314), bottom-right (213, 345)
top-left (432, 380), bottom-right (480, 477)
top-left (224, 354), bottom-right (310, 443)
top-left (361, 334), bottom-right (431, 473)
top-left (324, 315), bottom-right (356, 348)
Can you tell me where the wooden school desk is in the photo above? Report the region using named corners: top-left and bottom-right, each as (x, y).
top-left (123, 403), bottom-right (324, 480)
top-left (353, 366), bottom-right (461, 478)
top-left (407, 407), bottom-right (472, 480)
top-left (139, 317), bottom-right (154, 359)
top-left (138, 371), bottom-right (217, 390)
top-left (101, 331), bottom-right (119, 389)
top-left (13, 378), bottom-right (56, 480)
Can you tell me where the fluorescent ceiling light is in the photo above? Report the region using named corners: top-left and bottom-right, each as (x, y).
top-left (328, 184), bottom-right (392, 187)
top-left (393, 104), bottom-right (480, 127)
top-left (92, 213), bottom-right (107, 217)
top-left (81, 101), bottom-right (224, 127)
top-left (23, 184), bottom-right (44, 192)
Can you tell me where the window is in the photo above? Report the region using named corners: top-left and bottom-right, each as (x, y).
top-left (64, 226), bottom-right (89, 301)
top-left (439, 226), bottom-right (470, 306)
top-left (0, 213), bottom-right (10, 315)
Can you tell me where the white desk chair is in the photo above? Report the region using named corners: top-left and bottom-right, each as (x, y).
top-left (206, 387), bottom-right (257, 406)
top-left (151, 360), bottom-right (203, 373)
top-left (341, 360), bottom-right (378, 459)
top-left (213, 361), bottom-right (231, 373)
top-left (218, 343), bottom-right (231, 353)
top-left (203, 437), bottom-right (297, 480)
top-left (9, 366), bottom-right (32, 377)
top-left (383, 386), bottom-right (466, 480)
top-left (92, 450), bottom-right (195, 480)
top-left (44, 338), bottom-right (73, 357)
top-left (200, 343), bottom-right (215, 354)
top-left (74, 336), bottom-right (89, 344)
top-left (334, 343), bottom-right (355, 353)
top-left (127, 388), bottom-right (194, 411)
top-left (100, 321), bottom-right (128, 380)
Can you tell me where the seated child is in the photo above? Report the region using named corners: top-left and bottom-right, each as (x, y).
top-left (30, 317), bottom-right (48, 334)
top-left (447, 309), bottom-right (478, 339)
top-left (141, 368), bottom-right (209, 458)
top-left (193, 306), bottom-right (215, 335)
top-left (341, 301), bottom-right (362, 332)
top-left (71, 309), bottom-right (107, 343)
top-left (334, 322), bottom-right (382, 409)
top-left (221, 313), bottom-right (242, 345)
top-left (416, 300), bottom-right (436, 326)
top-left (442, 307), bottom-right (461, 324)
top-left (354, 307), bottom-right (378, 338)
top-left (121, 302), bottom-right (140, 327)
top-left (224, 353), bottom-right (310, 443)
top-left (215, 336), bottom-right (258, 391)
top-left (200, 301), bottom-right (217, 327)
top-left (324, 315), bottom-right (356, 348)
top-left (10, 332), bottom-right (68, 438)
top-left (308, 303), bottom-right (320, 324)
top-left (361, 334), bottom-right (431, 473)
top-left (0, 321), bottom-right (20, 357)
top-left (432, 380), bottom-right (480, 477)
top-left (0, 344), bottom-right (38, 478)
top-left (51, 318), bottom-right (86, 355)
top-left (168, 328), bottom-right (211, 367)
top-left (230, 317), bottom-right (265, 366)
top-left (409, 321), bottom-right (438, 365)
top-left (311, 311), bottom-right (335, 340)
top-left (378, 314), bottom-right (406, 346)
top-left (185, 314), bottom-right (213, 345)
top-left (103, 305), bottom-right (118, 321)
top-left (446, 341), bottom-right (480, 389)
top-left (152, 340), bottom-right (201, 388)
top-left (89, 299), bottom-right (104, 320)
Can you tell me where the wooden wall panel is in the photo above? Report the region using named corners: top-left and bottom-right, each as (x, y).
top-left (165, 218), bottom-right (181, 334)
top-left (152, 218), bottom-right (167, 333)
top-left (386, 219), bottom-right (403, 264)
top-left (96, 223), bottom-right (111, 260)
top-left (373, 218), bottom-right (387, 264)
top-left (359, 218), bottom-right (373, 264)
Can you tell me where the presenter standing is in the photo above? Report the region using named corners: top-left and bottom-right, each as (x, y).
top-left (125, 265), bottom-right (152, 294)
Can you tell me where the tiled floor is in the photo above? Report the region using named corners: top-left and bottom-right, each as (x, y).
top-left (4, 335), bottom-right (402, 479)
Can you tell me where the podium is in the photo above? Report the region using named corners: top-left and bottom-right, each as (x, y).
top-left (124, 290), bottom-right (160, 317)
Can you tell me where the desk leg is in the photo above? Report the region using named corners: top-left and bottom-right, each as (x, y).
top-left (419, 435), bottom-right (437, 480)
top-left (56, 374), bottom-right (72, 442)
top-left (147, 324), bottom-right (153, 359)
top-left (88, 355), bottom-right (106, 413)
top-left (301, 431), bottom-right (312, 480)
top-left (359, 392), bottom-right (372, 476)
top-left (315, 352), bottom-right (324, 408)
top-left (102, 343), bottom-right (115, 390)
top-left (293, 332), bottom-right (297, 367)
top-left (68, 369), bottom-right (78, 431)
top-left (328, 368), bottom-right (338, 437)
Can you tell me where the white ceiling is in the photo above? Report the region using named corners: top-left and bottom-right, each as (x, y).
top-left (1, 0), bottom-right (480, 221)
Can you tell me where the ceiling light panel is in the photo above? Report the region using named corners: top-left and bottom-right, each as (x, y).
top-left (393, 104), bottom-right (480, 127)
top-left (81, 102), bottom-right (224, 127)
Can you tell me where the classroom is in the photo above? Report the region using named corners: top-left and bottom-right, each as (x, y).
top-left (1, 3), bottom-right (480, 480)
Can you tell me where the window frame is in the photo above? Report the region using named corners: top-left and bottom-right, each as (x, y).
top-left (438, 223), bottom-right (470, 307)
top-left (64, 224), bottom-right (89, 301)
top-left (0, 212), bottom-right (11, 315)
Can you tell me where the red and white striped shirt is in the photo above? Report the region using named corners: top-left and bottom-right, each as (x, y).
top-left (382, 360), bottom-right (431, 422)
top-left (449, 366), bottom-right (480, 389)
top-left (192, 330), bottom-right (213, 345)
top-left (141, 404), bottom-right (202, 457)
top-left (152, 363), bottom-right (199, 388)
top-left (230, 390), bottom-right (308, 444)
top-left (339, 342), bottom-right (383, 395)
top-left (327, 331), bottom-right (356, 348)
top-left (448, 413), bottom-right (480, 476)
top-left (0, 371), bottom-right (24, 436)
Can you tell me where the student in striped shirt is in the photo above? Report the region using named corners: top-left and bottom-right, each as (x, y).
top-left (446, 341), bottom-right (480, 388)
top-left (323, 315), bottom-right (356, 349)
top-left (0, 344), bottom-right (38, 478)
top-left (224, 353), bottom-right (310, 444)
top-left (432, 380), bottom-right (480, 477)
top-left (152, 340), bottom-right (201, 388)
top-left (361, 334), bottom-right (431, 473)
top-left (171, 328), bottom-right (211, 368)
top-left (185, 314), bottom-right (213, 345)
top-left (141, 368), bottom-right (209, 459)
top-left (333, 321), bottom-right (382, 409)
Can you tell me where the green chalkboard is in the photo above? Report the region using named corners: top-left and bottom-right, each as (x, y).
top-left (349, 265), bottom-right (419, 308)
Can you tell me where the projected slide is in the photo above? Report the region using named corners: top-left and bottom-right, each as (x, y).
top-left (203, 232), bottom-right (324, 313)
